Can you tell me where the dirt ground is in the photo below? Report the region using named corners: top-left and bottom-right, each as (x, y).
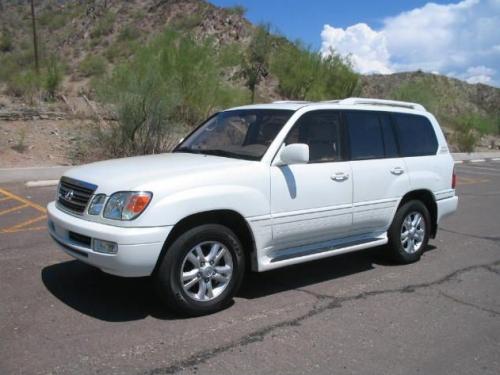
top-left (0, 118), bottom-right (96, 168)
top-left (0, 93), bottom-right (100, 168)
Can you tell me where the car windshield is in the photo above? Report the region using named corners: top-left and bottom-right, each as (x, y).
top-left (174, 109), bottom-right (294, 161)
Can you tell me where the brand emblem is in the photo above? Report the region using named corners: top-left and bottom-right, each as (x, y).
top-left (63, 189), bottom-right (74, 201)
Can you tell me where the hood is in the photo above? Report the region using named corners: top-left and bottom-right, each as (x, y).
top-left (64, 153), bottom-right (250, 194)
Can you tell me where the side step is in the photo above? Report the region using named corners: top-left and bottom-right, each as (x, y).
top-left (262, 235), bottom-right (388, 271)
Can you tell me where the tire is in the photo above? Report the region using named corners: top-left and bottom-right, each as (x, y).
top-left (155, 224), bottom-right (245, 316)
top-left (387, 200), bottom-right (431, 264)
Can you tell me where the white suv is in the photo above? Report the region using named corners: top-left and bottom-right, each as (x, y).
top-left (48, 98), bottom-right (458, 315)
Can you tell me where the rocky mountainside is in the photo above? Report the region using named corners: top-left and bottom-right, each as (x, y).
top-left (0, 0), bottom-right (252, 80)
top-left (359, 72), bottom-right (499, 120)
top-left (1, 0), bottom-right (498, 107)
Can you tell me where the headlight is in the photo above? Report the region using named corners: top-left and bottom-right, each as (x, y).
top-left (103, 192), bottom-right (152, 220)
top-left (88, 194), bottom-right (106, 215)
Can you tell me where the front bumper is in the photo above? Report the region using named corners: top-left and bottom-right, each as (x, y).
top-left (47, 202), bottom-right (172, 277)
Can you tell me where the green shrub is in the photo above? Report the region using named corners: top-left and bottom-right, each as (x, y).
top-left (118, 25), bottom-right (141, 42)
top-left (171, 14), bottom-right (203, 30)
top-left (0, 49), bottom-right (34, 79)
top-left (0, 54), bottom-right (18, 82)
top-left (79, 55), bottom-right (107, 77)
top-left (271, 43), bottom-right (358, 100)
top-left (454, 117), bottom-right (478, 152)
top-left (241, 24), bottom-right (272, 102)
top-left (95, 30), bottom-right (249, 157)
top-left (91, 11), bottom-right (115, 39)
top-left (219, 43), bottom-right (244, 67)
top-left (225, 5), bottom-right (247, 16)
top-left (12, 128), bottom-right (27, 154)
top-left (0, 28), bottom-right (13, 52)
top-left (43, 56), bottom-right (63, 100)
top-left (5, 70), bottom-right (41, 100)
top-left (390, 79), bottom-right (441, 114)
top-left (461, 113), bottom-right (499, 135)
top-left (132, 9), bottom-right (146, 20)
top-left (104, 39), bottom-right (140, 62)
top-left (38, 10), bottom-right (67, 31)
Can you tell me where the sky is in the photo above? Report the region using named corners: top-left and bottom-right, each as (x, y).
top-left (210, 0), bottom-right (500, 86)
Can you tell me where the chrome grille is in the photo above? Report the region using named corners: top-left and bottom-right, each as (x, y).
top-left (57, 177), bottom-right (97, 214)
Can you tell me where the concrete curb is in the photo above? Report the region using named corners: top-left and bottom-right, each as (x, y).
top-left (0, 166), bottom-right (72, 184)
top-left (451, 152), bottom-right (500, 162)
top-left (25, 180), bottom-right (60, 187)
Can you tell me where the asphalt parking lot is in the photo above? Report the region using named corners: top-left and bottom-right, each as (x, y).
top-left (0, 161), bottom-right (499, 375)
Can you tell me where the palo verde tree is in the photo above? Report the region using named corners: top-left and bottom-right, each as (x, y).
top-left (271, 42), bottom-right (358, 100)
top-left (96, 30), bottom-right (248, 157)
top-left (241, 24), bottom-right (273, 103)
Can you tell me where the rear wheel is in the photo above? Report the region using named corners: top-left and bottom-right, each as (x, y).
top-left (387, 200), bottom-right (430, 264)
top-left (155, 224), bottom-right (245, 316)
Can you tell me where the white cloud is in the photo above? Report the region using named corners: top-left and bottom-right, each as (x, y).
top-left (463, 65), bottom-right (496, 84)
top-left (320, 0), bottom-right (500, 86)
top-left (320, 23), bottom-right (392, 74)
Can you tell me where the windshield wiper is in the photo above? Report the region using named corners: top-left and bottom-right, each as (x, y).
top-left (174, 147), bottom-right (202, 154)
top-left (176, 147), bottom-right (257, 160)
top-left (200, 149), bottom-right (257, 161)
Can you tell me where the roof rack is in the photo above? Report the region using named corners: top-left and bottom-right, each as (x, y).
top-left (272, 100), bottom-right (311, 104)
top-left (337, 97), bottom-right (426, 112)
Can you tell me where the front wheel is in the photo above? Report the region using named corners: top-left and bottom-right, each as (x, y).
top-left (155, 224), bottom-right (245, 316)
top-left (387, 200), bottom-right (430, 264)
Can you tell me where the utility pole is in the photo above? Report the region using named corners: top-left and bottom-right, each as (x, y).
top-left (30, 0), bottom-right (40, 74)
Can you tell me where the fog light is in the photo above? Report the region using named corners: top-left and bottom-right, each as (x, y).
top-left (93, 239), bottom-right (118, 254)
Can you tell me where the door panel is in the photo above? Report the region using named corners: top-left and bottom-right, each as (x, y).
top-left (351, 158), bottom-right (409, 232)
top-left (270, 110), bottom-right (353, 251)
top-left (270, 162), bottom-right (353, 249)
top-left (345, 111), bottom-right (410, 233)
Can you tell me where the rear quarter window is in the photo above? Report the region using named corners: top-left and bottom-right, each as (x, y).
top-left (393, 113), bottom-right (438, 157)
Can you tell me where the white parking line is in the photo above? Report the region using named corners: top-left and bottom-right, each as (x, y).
top-left (492, 158), bottom-right (500, 161)
top-left (470, 159), bottom-right (486, 163)
top-left (457, 165), bottom-right (500, 172)
top-left (454, 160), bottom-right (464, 164)
top-left (457, 169), bottom-right (500, 177)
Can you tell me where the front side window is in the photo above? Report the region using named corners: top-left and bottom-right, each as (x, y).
top-left (393, 113), bottom-right (438, 157)
top-left (175, 110), bottom-right (293, 160)
top-left (285, 111), bottom-right (342, 163)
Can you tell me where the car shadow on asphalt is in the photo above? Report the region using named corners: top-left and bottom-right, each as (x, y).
top-left (41, 245), bottom-right (436, 322)
top-left (238, 245), bottom-right (434, 299)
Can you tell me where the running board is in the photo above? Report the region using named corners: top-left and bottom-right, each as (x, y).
top-left (262, 235), bottom-right (388, 271)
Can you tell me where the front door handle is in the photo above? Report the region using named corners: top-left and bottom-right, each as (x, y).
top-left (331, 172), bottom-right (349, 181)
top-left (390, 167), bottom-right (405, 175)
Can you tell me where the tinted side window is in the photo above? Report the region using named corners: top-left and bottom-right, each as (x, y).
top-left (285, 111), bottom-right (342, 163)
top-left (380, 114), bottom-right (399, 158)
top-left (393, 113), bottom-right (438, 156)
top-left (345, 111), bottom-right (385, 160)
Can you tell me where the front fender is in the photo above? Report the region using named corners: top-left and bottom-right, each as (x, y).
top-left (138, 185), bottom-right (270, 227)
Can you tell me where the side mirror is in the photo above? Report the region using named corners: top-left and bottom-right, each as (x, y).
top-left (276, 143), bottom-right (309, 165)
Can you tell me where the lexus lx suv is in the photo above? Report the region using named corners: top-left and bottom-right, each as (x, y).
top-left (48, 98), bottom-right (458, 315)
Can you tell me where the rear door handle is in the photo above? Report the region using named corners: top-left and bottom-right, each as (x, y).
top-left (390, 167), bottom-right (405, 175)
top-left (331, 172), bottom-right (349, 181)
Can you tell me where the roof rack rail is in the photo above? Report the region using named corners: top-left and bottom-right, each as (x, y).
top-left (337, 97), bottom-right (426, 112)
top-left (272, 100), bottom-right (311, 104)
